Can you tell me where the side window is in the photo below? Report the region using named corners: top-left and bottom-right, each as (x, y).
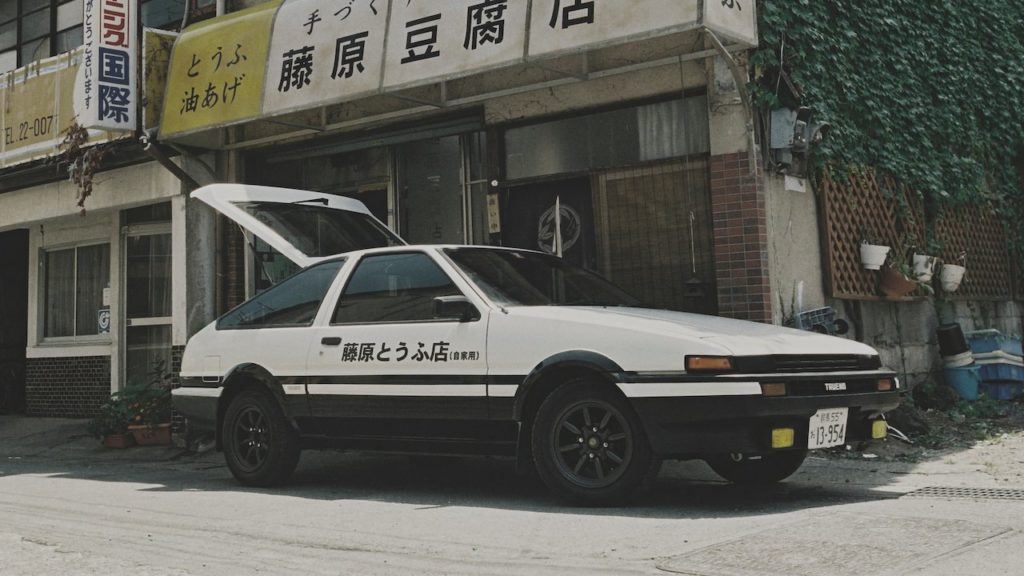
top-left (333, 252), bottom-right (461, 324)
top-left (218, 259), bottom-right (344, 330)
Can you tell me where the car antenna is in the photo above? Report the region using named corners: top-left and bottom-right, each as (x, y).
top-left (291, 197), bottom-right (329, 205)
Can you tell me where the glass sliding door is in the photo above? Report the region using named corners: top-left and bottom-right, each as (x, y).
top-left (123, 212), bottom-right (173, 390)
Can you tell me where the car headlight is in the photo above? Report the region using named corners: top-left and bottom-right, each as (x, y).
top-left (685, 356), bottom-right (734, 373)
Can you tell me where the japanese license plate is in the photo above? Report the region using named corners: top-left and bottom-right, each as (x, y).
top-left (807, 408), bottom-right (848, 449)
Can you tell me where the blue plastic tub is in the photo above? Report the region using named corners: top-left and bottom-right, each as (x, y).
top-left (945, 366), bottom-right (981, 401)
top-left (978, 362), bottom-right (1024, 383)
top-left (979, 381), bottom-right (1024, 401)
top-left (967, 330), bottom-right (1023, 357)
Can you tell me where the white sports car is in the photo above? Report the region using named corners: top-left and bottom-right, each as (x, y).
top-left (173, 184), bottom-right (901, 503)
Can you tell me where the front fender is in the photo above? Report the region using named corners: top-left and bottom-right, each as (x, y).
top-left (511, 350), bottom-right (624, 421)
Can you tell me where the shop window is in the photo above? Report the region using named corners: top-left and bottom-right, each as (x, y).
top-left (218, 259), bottom-right (344, 330)
top-left (504, 96), bottom-right (709, 180)
top-left (126, 234), bottom-right (172, 319)
top-left (396, 136), bottom-right (464, 245)
top-left (42, 243), bottom-right (110, 339)
top-left (332, 253), bottom-right (460, 325)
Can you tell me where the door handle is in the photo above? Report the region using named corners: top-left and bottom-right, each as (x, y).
top-left (321, 337), bottom-right (342, 346)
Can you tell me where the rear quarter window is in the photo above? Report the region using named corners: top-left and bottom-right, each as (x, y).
top-left (217, 259), bottom-right (345, 330)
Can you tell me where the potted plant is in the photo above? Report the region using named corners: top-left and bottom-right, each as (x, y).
top-left (87, 397), bottom-right (134, 449)
top-left (878, 242), bottom-right (920, 299)
top-left (125, 360), bottom-right (174, 446)
top-left (940, 251), bottom-right (968, 293)
top-left (912, 254), bottom-right (938, 282)
top-left (859, 228), bottom-right (890, 271)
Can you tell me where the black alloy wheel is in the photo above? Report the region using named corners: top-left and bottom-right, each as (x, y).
top-left (232, 406), bottom-right (270, 473)
top-left (222, 389), bottom-right (301, 486)
top-left (532, 381), bottom-right (652, 504)
top-left (551, 400), bottom-right (632, 489)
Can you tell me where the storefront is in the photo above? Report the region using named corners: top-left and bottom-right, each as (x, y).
top-left (152, 0), bottom-right (756, 314)
top-left (243, 93), bottom-right (718, 313)
top-left (0, 158), bottom-right (192, 417)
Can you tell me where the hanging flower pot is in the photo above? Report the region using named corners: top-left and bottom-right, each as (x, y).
top-left (940, 264), bottom-right (966, 293)
top-left (879, 266), bottom-right (918, 299)
top-left (912, 254), bottom-right (938, 282)
top-left (860, 243), bottom-right (891, 270)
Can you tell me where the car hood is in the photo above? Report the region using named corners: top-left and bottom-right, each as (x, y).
top-left (508, 306), bottom-right (877, 357)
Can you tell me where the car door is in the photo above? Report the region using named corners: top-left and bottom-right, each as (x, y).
top-left (304, 250), bottom-right (490, 436)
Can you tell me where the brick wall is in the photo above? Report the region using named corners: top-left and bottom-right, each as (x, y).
top-left (222, 216), bottom-right (247, 313)
top-left (25, 356), bottom-right (111, 418)
top-left (709, 152), bottom-right (772, 324)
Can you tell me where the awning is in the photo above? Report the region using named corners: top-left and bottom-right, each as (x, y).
top-left (158, 0), bottom-right (758, 141)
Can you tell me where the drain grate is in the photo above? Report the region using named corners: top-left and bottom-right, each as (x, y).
top-left (903, 486), bottom-right (1024, 501)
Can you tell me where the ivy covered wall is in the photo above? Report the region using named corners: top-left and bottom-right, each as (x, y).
top-left (751, 0), bottom-right (1024, 257)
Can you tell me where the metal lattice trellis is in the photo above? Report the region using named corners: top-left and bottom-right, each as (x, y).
top-left (821, 170), bottom-right (1013, 301)
top-left (933, 203), bottom-right (1014, 300)
top-left (820, 170), bottom-right (925, 300)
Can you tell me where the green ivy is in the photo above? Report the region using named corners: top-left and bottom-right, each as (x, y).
top-left (751, 0), bottom-right (1024, 258)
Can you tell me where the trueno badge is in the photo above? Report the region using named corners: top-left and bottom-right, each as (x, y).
top-left (824, 382), bottom-right (847, 392)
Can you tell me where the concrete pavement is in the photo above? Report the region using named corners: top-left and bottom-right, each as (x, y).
top-left (1, 415), bottom-right (1023, 575)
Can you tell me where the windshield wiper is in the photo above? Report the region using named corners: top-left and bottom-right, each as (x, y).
top-left (291, 198), bottom-right (329, 205)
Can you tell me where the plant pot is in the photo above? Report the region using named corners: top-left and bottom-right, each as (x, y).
top-left (912, 254), bottom-right (938, 282)
top-left (102, 433), bottom-right (134, 449)
top-left (940, 264), bottom-right (966, 292)
top-left (128, 423), bottom-right (172, 446)
top-left (879, 266), bottom-right (918, 299)
top-left (860, 243), bottom-right (891, 270)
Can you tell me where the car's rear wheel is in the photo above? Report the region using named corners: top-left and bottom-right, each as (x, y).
top-left (531, 381), bottom-right (651, 504)
top-left (222, 389), bottom-right (300, 486)
top-left (705, 450), bottom-right (807, 485)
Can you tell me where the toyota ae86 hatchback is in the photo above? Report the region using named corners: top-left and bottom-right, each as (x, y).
top-left (173, 184), bottom-right (901, 503)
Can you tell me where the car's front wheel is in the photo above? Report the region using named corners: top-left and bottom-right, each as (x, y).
top-left (531, 381), bottom-right (652, 504)
top-left (222, 389), bottom-right (301, 486)
top-left (705, 450), bottom-right (807, 485)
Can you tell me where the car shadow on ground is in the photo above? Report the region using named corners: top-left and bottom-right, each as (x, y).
top-left (1, 434), bottom-right (901, 521)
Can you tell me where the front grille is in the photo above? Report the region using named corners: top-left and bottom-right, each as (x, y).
top-left (734, 355), bottom-right (881, 373)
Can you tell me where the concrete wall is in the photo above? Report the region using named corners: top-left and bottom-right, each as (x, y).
top-left (830, 299), bottom-right (1023, 389)
top-left (765, 174), bottom-right (827, 325)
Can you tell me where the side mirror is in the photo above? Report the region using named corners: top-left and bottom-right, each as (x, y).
top-left (433, 296), bottom-right (480, 323)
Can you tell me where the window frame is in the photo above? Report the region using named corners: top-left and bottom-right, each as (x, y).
top-left (39, 240), bottom-right (112, 344)
top-left (215, 258), bottom-right (347, 331)
top-left (330, 250), bottom-right (473, 327)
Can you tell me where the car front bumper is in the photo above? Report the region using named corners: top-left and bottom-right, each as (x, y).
top-left (617, 370), bottom-right (902, 457)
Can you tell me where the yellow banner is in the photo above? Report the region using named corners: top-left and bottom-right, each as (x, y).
top-left (159, 0), bottom-right (280, 138)
top-left (143, 29), bottom-right (177, 132)
top-left (1, 54), bottom-right (80, 167)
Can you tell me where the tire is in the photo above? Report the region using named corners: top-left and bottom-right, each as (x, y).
top-left (222, 389), bottom-right (301, 487)
top-left (531, 381), bottom-right (652, 505)
top-left (705, 450), bottom-right (807, 485)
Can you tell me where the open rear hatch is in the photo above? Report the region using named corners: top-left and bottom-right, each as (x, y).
top-left (191, 184), bottom-right (404, 268)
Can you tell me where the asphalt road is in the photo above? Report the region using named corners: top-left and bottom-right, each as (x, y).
top-left (1, 417), bottom-right (1023, 575)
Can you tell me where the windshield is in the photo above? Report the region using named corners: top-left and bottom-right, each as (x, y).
top-left (237, 201), bottom-right (402, 257)
top-left (446, 248), bottom-right (640, 307)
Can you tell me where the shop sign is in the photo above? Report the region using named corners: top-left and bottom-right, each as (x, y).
top-left (264, 0), bottom-right (387, 116)
top-left (382, 0), bottom-right (528, 90)
top-left (527, 0), bottom-right (700, 58)
top-left (79, 0), bottom-right (138, 131)
top-left (159, 0), bottom-right (757, 138)
top-left (703, 0), bottom-right (757, 46)
top-left (143, 28), bottom-right (178, 131)
top-left (0, 54), bottom-right (79, 168)
top-left (160, 0), bottom-right (280, 137)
